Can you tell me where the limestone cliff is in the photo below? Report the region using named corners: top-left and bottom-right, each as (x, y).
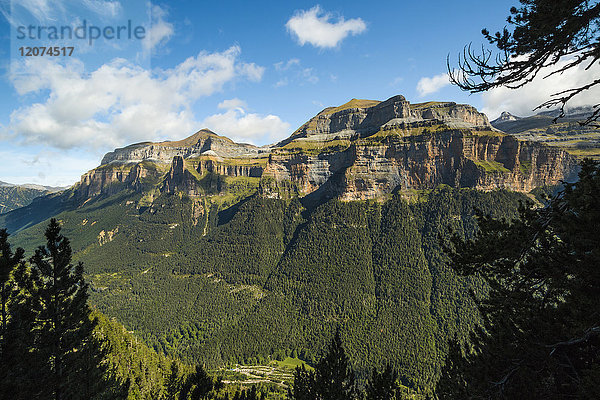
top-left (161, 156), bottom-right (200, 195)
top-left (73, 161), bottom-right (166, 201)
top-left (263, 96), bottom-right (576, 200)
top-left (76, 95), bottom-right (577, 203)
top-left (264, 131), bottom-right (574, 201)
top-left (101, 129), bottom-right (265, 164)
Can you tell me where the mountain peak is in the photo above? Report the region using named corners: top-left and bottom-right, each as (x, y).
top-left (100, 129), bottom-right (261, 165)
top-left (494, 111), bottom-right (520, 123)
top-left (278, 94), bottom-right (491, 146)
top-left (155, 129), bottom-right (228, 147)
top-left (319, 98), bottom-right (381, 116)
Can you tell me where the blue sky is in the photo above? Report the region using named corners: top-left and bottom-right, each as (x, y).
top-left (1, 0), bottom-right (598, 186)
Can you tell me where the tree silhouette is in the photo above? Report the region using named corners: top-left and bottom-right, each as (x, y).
top-left (29, 218), bottom-right (96, 400)
top-left (437, 159), bottom-right (600, 398)
top-left (366, 364), bottom-right (400, 400)
top-left (290, 329), bottom-right (357, 400)
top-left (180, 364), bottom-right (213, 400)
top-left (289, 364), bottom-right (317, 400)
top-left (0, 229), bottom-right (24, 352)
top-left (165, 360), bottom-right (184, 400)
top-left (314, 329), bottom-right (357, 400)
top-left (449, 0), bottom-right (600, 124)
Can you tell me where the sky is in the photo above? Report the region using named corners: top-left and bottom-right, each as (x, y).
top-left (1, 0), bottom-right (599, 187)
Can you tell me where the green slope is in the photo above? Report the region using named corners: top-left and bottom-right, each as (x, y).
top-left (3, 185), bottom-right (528, 393)
top-left (0, 186), bottom-right (50, 214)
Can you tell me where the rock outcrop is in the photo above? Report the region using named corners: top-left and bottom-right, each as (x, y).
top-left (101, 129), bottom-right (265, 165)
top-left (278, 96), bottom-right (492, 146)
top-left (264, 131), bottom-right (575, 201)
top-left (161, 156), bottom-right (200, 195)
top-left (76, 95), bottom-right (578, 203)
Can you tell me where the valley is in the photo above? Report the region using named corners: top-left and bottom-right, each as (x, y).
top-left (1, 95), bottom-right (585, 395)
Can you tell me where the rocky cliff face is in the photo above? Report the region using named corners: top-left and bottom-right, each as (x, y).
top-left (264, 131), bottom-right (575, 201)
top-left (74, 162), bottom-right (160, 201)
top-left (263, 96), bottom-right (576, 200)
top-left (161, 156), bottom-right (200, 195)
top-left (490, 107), bottom-right (600, 159)
top-left (279, 96), bottom-right (492, 146)
top-left (75, 95), bottom-right (577, 203)
top-left (101, 129), bottom-right (264, 164)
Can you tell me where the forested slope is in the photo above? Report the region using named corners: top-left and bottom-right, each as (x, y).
top-left (5, 185), bottom-right (529, 392)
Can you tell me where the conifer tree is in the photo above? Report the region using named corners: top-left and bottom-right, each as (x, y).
top-left (0, 230), bottom-right (30, 399)
top-left (436, 159), bottom-right (600, 398)
top-left (165, 360), bottom-right (183, 400)
top-left (290, 329), bottom-right (357, 400)
top-left (180, 364), bottom-right (213, 400)
top-left (289, 365), bottom-right (316, 400)
top-left (0, 229), bottom-right (24, 353)
top-left (366, 365), bottom-right (400, 400)
top-left (28, 218), bottom-right (96, 400)
top-left (314, 329), bottom-right (357, 400)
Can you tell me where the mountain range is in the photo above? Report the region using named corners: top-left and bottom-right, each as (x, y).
top-left (0, 181), bottom-right (66, 214)
top-left (0, 95), bottom-right (590, 393)
top-left (490, 106), bottom-right (600, 159)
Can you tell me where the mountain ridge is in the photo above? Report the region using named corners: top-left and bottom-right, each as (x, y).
top-left (81, 95), bottom-right (577, 205)
top-left (0, 94), bottom-right (580, 233)
top-left (490, 106), bottom-right (600, 159)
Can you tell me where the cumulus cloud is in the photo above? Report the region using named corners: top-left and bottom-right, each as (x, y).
top-left (202, 104), bottom-right (290, 144)
top-left (142, 4), bottom-right (174, 52)
top-left (81, 0), bottom-right (122, 18)
top-left (286, 5), bottom-right (366, 49)
top-left (218, 98), bottom-right (247, 111)
top-left (6, 46), bottom-right (266, 150)
top-left (274, 58), bottom-right (300, 71)
top-left (481, 56), bottom-right (600, 119)
top-left (273, 58), bottom-right (318, 87)
top-left (416, 73), bottom-right (450, 97)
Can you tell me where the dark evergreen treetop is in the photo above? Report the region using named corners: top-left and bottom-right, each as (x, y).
top-left (0, 229), bottom-right (24, 337)
top-left (449, 0), bottom-right (600, 123)
top-left (314, 329), bottom-right (357, 400)
top-left (436, 159), bottom-right (600, 398)
top-left (29, 218), bottom-right (96, 400)
top-left (365, 365), bottom-right (400, 400)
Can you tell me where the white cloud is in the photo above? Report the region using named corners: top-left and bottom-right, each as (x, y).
top-left (218, 98), bottom-right (247, 110)
top-left (81, 0), bottom-right (122, 18)
top-left (0, 148), bottom-right (99, 187)
top-left (274, 58), bottom-right (300, 71)
top-left (3, 0), bottom-right (121, 25)
top-left (237, 62), bottom-right (265, 82)
top-left (273, 58), bottom-right (318, 87)
top-left (202, 105), bottom-right (290, 144)
top-left (142, 4), bottom-right (174, 53)
top-left (301, 68), bottom-right (319, 84)
top-left (390, 76), bottom-right (403, 86)
top-left (481, 56), bottom-right (600, 119)
top-left (275, 78), bottom-right (288, 88)
top-left (6, 46), bottom-right (265, 150)
top-left (286, 6), bottom-right (366, 49)
top-left (9, 0), bottom-right (62, 22)
top-left (416, 73), bottom-right (450, 97)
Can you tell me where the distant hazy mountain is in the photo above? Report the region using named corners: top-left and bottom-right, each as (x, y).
top-left (491, 107), bottom-right (600, 159)
top-left (0, 181), bottom-right (66, 214)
